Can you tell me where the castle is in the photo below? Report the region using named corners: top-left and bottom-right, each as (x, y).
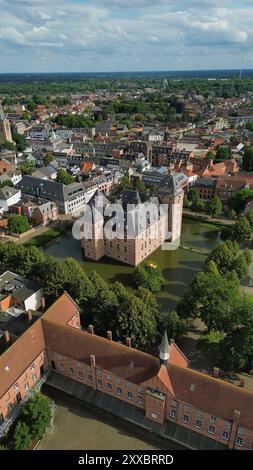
top-left (1, 292), bottom-right (253, 450)
top-left (82, 173), bottom-right (184, 267)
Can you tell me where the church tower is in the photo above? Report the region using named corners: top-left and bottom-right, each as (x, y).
top-left (82, 191), bottom-right (105, 262)
top-left (0, 102), bottom-right (13, 145)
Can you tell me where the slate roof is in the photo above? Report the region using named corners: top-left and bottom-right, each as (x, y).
top-left (0, 186), bottom-right (20, 200)
top-left (16, 175), bottom-right (87, 203)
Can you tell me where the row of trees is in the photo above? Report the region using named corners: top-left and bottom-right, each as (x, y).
top-left (53, 114), bottom-right (94, 129)
top-left (184, 188), bottom-right (223, 217)
top-left (0, 393), bottom-right (52, 450)
top-left (177, 240), bottom-right (253, 371)
top-left (0, 242), bottom-right (163, 352)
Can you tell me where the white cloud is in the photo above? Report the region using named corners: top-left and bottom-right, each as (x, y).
top-left (0, 0), bottom-right (252, 71)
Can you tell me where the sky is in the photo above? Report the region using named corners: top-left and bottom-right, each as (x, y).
top-left (0, 0), bottom-right (252, 73)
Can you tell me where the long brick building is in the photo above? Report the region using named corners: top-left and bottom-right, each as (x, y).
top-left (1, 292), bottom-right (253, 450)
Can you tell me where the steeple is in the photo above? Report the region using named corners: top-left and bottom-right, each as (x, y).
top-left (159, 330), bottom-right (169, 365)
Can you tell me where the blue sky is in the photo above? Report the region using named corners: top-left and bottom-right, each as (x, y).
top-left (0, 0), bottom-right (252, 72)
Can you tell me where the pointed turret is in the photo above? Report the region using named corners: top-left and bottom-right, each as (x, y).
top-left (159, 330), bottom-right (169, 365)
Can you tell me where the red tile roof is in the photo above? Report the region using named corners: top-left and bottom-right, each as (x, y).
top-left (0, 320), bottom-right (45, 399)
top-left (2, 292), bottom-right (253, 431)
top-left (42, 292), bottom-right (79, 325)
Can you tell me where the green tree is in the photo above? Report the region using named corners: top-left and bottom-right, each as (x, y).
top-left (19, 246), bottom-right (45, 280)
top-left (40, 256), bottom-right (68, 303)
top-left (133, 262), bottom-right (165, 293)
top-left (22, 393), bottom-right (52, 440)
top-left (121, 174), bottom-right (133, 190)
top-left (204, 260), bottom-right (220, 276)
top-left (12, 421), bottom-right (32, 450)
top-left (63, 258), bottom-right (94, 320)
top-left (216, 146), bottom-right (231, 161)
top-left (232, 254), bottom-right (248, 280)
top-left (228, 188), bottom-right (253, 213)
top-left (57, 168), bottom-right (74, 185)
top-left (0, 180), bottom-right (14, 188)
top-left (209, 195), bottom-right (222, 217)
top-left (43, 153), bottom-right (54, 166)
top-left (113, 284), bottom-right (159, 351)
top-left (205, 150), bottom-right (215, 161)
top-left (12, 133), bottom-right (27, 152)
top-left (180, 268), bottom-right (240, 332)
top-left (164, 311), bottom-right (185, 341)
top-left (228, 208), bottom-right (237, 220)
top-left (8, 214), bottom-right (30, 234)
top-left (242, 146), bottom-right (253, 172)
top-left (246, 208), bottom-right (253, 227)
top-left (88, 271), bottom-right (118, 333)
top-left (207, 241), bottom-right (238, 275)
top-left (232, 217), bottom-right (252, 241)
top-left (220, 299), bottom-right (253, 371)
top-left (243, 248), bottom-right (251, 265)
top-left (2, 140), bottom-right (15, 151)
top-left (22, 111), bottom-right (30, 120)
top-left (135, 179), bottom-right (146, 193)
top-left (183, 194), bottom-right (191, 208)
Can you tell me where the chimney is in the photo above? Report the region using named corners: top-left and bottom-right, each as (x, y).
top-left (90, 354), bottom-right (96, 367)
top-left (213, 367), bottom-right (219, 378)
top-left (239, 378), bottom-right (245, 388)
top-left (126, 337), bottom-right (132, 348)
top-left (27, 310), bottom-right (33, 322)
top-left (41, 296), bottom-right (46, 311)
top-left (4, 330), bottom-right (10, 344)
top-left (107, 331), bottom-right (112, 341)
top-left (234, 409), bottom-right (241, 420)
top-left (88, 325), bottom-right (94, 334)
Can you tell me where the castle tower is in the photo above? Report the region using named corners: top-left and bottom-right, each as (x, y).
top-left (0, 103), bottom-right (13, 144)
top-left (82, 190), bottom-right (105, 262)
top-left (158, 171), bottom-right (184, 244)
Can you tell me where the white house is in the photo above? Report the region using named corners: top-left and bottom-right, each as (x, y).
top-left (0, 187), bottom-right (21, 212)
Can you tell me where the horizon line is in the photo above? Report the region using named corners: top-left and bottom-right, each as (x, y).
top-left (0, 67), bottom-right (251, 75)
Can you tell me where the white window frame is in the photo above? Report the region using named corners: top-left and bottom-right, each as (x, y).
top-left (235, 437), bottom-right (243, 447)
top-left (170, 409), bottom-right (177, 419)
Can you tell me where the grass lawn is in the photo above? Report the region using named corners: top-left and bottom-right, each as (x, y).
top-left (23, 227), bottom-right (65, 247)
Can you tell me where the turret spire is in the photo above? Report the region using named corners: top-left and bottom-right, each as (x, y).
top-left (159, 330), bottom-right (169, 365)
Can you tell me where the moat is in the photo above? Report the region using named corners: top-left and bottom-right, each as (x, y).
top-left (41, 217), bottom-right (221, 312)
